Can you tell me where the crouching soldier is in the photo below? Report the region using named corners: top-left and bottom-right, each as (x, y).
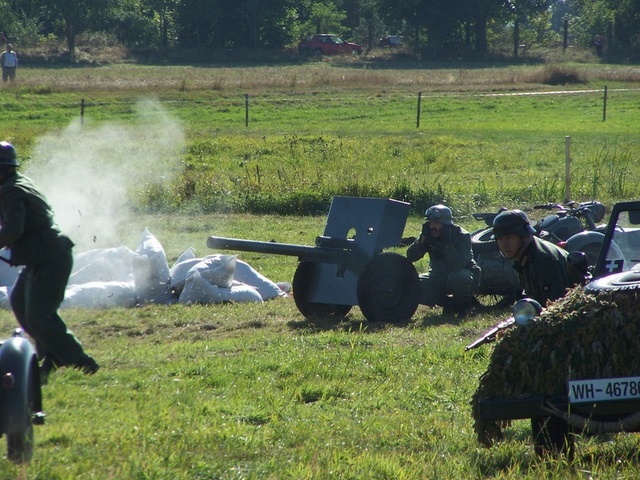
top-left (406, 204), bottom-right (481, 317)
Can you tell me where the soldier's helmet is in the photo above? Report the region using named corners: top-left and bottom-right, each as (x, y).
top-left (492, 210), bottom-right (536, 238)
top-left (425, 204), bottom-right (453, 225)
top-left (0, 142), bottom-right (19, 167)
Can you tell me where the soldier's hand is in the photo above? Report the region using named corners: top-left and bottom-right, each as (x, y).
top-left (420, 222), bottom-right (433, 245)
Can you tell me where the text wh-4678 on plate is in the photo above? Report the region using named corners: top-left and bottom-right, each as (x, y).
top-left (569, 377), bottom-right (640, 403)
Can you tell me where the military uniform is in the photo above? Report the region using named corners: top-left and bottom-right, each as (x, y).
top-left (0, 171), bottom-right (94, 369)
top-left (406, 223), bottom-right (480, 310)
top-left (512, 235), bottom-right (571, 306)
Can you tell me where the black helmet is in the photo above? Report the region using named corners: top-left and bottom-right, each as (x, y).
top-left (492, 210), bottom-right (536, 238)
top-left (425, 204), bottom-right (453, 225)
top-left (0, 142), bottom-right (18, 167)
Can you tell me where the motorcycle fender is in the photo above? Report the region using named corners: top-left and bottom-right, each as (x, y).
top-left (0, 334), bottom-right (38, 434)
top-left (564, 231), bottom-right (605, 252)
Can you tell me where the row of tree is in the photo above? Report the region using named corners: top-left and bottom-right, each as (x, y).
top-left (2, 0), bottom-right (639, 60)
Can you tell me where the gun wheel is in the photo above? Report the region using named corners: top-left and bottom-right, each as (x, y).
top-left (474, 293), bottom-right (517, 311)
top-left (292, 262), bottom-right (352, 319)
top-left (357, 252), bottom-right (419, 323)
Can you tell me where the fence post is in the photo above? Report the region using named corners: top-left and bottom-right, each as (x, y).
top-left (245, 94), bottom-right (249, 127)
top-left (80, 98), bottom-right (85, 125)
top-left (602, 85), bottom-right (607, 122)
top-left (565, 136), bottom-right (571, 202)
top-left (416, 91), bottom-right (422, 128)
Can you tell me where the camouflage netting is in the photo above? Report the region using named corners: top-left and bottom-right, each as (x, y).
top-left (471, 286), bottom-right (640, 446)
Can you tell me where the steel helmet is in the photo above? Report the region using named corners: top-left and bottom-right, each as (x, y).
top-left (425, 204), bottom-right (453, 225)
top-left (0, 142), bottom-right (18, 166)
top-left (492, 210), bottom-right (536, 238)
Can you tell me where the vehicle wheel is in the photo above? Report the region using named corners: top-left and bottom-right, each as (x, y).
top-left (292, 262), bottom-right (352, 319)
top-left (357, 252), bottom-right (419, 323)
top-left (6, 368), bottom-right (35, 464)
top-left (471, 228), bottom-right (499, 255)
top-left (585, 267), bottom-right (640, 293)
top-left (531, 416), bottom-right (573, 457)
top-left (474, 292), bottom-right (516, 311)
top-left (313, 49), bottom-right (323, 58)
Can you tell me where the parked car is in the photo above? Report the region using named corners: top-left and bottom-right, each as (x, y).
top-left (378, 35), bottom-right (404, 48)
top-left (298, 34), bottom-right (363, 56)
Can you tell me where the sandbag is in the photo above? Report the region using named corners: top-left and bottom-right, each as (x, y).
top-left (0, 248), bottom-right (20, 287)
top-left (62, 281), bottom-right (139, 309)
top-left (178, 271), bottom-right (263, 305)
top-left (187, 254), bottom-right (236, 288)
top-left (133, 228), bottom-right (173, 304)
top-left (234, 259), bottom-right (286, 301)
top-left (0, 286), bottom-right (11, 309)
top-left (70, 246), bottom-right (135, 284)
top-left (170, 257), bottom-right (203, 293)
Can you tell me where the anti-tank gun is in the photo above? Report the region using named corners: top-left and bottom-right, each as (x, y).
top-left (207, 196), bottom-right (420, 323)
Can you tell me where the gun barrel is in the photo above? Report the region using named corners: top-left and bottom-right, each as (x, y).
top-left (207, 235), bottom-right (352, 264)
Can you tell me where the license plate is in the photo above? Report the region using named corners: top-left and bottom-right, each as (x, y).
top-left (569, 376), bottom-right (640, 404)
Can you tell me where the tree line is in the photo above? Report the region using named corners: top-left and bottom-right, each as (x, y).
top-left (2, 0), bottom-right (638, 61)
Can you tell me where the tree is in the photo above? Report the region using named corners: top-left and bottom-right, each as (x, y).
top-left (35, 0), bottom-right (111, 60)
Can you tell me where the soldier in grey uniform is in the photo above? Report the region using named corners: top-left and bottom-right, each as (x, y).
top-left (492, 209), bottom-right (573, 306)
top-left (0, 142), bottom-right (98, 378)
top-left (406, 204), bottom-right (480, 316)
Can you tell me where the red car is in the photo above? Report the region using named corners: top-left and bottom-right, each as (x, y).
top-left (298, 34), bottom-right (363, 56)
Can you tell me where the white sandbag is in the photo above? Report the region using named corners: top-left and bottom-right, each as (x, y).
top-left (0, 286), bottom-right (11, 309)
top-left (228, 281), bottom-right (264, 304)
top-left (169, 257), bottom-right (203, 293)
top-left (178, 271), bottom-right (263, 305)
top-left (178, 270), bottom-right (218, 305)
top-left (70, 246), bottom-right (135, 284)
top-left (187, 254), bottom-right (236, 288)
top-left (0, 248), bottom-right (20, 287)
top-left (172, 247), bottom-right (197, 266)
top-left (133, 228), bottom-right (173, 304)
top-left (61, 281), bottom-right (138, 309)
top-left (233, 259), bottom-right (286, 301)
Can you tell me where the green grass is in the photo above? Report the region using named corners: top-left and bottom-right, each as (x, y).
top-left (0, 213), bottom-right (634, 478)
top-left (3, 62), bottom-right (640, 218)
top-left (0, 61), bottom-right (640, 477)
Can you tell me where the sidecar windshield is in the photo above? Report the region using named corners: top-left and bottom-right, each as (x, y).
top-left (593, 201), bottom-right (640, 278)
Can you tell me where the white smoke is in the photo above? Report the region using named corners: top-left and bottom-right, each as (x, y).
top-left (25, 98), bottom-right (184, 252)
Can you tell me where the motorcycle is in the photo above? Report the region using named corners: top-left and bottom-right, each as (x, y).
top-left (470, 201), bottom-right (607, 309)
top-left (0, 329), bottom-right (44, 463)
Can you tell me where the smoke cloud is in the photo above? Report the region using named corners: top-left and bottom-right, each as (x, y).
top-left (25, 98), bottom-right (184, 252)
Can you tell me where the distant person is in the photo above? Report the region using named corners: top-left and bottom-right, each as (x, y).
top-left (593, 35), bottom-right (604, 56)
top-left (0, 141), bottom-right (99, 379)
top-left (492, 209), bottom-right (573, 306)
top-left (1, 43), bottom-right (17, 82)
top-left (406, 204), bottom-right (481, 317)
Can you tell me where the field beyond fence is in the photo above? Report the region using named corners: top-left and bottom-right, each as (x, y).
top-left (0, 60), bottom-right (640, 478)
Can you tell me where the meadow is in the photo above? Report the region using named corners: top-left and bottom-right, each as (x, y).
top-left (1, 57), bottom-right (640, 478)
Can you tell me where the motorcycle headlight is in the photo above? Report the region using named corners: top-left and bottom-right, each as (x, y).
top-left (513, 298), bottom-right (542, 326)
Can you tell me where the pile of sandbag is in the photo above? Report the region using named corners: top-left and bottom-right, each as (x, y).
top-left (0, 228), bottom-right (288, 309)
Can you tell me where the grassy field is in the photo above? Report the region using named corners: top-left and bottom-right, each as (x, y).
top-left (1, 59), bottom-right (640, 478)
top-left (4, 60), bottom-right (640, 219)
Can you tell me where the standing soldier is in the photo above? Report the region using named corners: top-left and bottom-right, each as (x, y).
top-left (406, 204), bottom-right (481, 317)
top-left (0, 141), bottom-right (98, 378)
top-left (1, 44), bottom-right (17, 82)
